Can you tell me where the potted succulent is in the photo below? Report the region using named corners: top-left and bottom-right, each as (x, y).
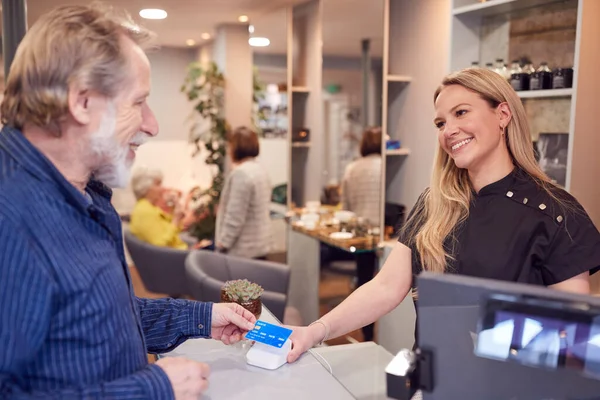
top-left (221, 279), bottom-right (264, 319)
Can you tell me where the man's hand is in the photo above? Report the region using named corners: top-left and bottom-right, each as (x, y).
top-left (211, 303), bottom-right (256, 345)
top-left (155, 357), bottom-right (210, 400)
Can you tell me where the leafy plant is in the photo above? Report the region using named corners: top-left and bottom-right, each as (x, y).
top-left (252, 67), bottom-right (267, 136)
top-left (180, 61), bottom-right (229, 241)
top-left (223, 279), bottom-right (264, 303)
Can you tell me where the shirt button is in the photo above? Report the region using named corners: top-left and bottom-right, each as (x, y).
top-left (198, 324), bottom-right (204, 330)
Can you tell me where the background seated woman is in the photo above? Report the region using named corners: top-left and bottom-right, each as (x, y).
top-left (129, 167), bottom-right (188, 250)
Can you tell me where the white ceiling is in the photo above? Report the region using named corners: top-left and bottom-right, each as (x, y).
top-left (17, 0), bottom-right (384, 57)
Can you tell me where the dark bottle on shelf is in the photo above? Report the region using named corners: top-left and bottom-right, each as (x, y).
top-left (509, 60), bottom-right (525, 91)
top-left (552, 67), bottom-right (574, 89)
top-left (530, 62), bottom-right (553, 90)
top-left (521, 62), bottom-right (535, 90)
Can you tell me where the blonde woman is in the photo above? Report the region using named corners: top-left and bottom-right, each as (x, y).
top-left (286, 68), bottom-right (600, 362)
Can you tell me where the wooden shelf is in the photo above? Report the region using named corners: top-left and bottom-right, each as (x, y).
top-left (386, 75), bottom-right (412, 83)
top-left (292, 142), bottom-right (311, 148)
top-left (517, 88), bottom-right (573, 99)
top-left (291, 86), bottom-right (310, 93)
top-left (453, 0), bottom-right (563, 17)
top-left (385, 148), bottom-right (411, 156)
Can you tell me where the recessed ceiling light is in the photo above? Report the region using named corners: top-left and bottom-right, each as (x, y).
top-left (238, 15), bottom-right (249, 23)
top-left (249, 37), bottom-right (270, 47)
top-left (186, 39), bottom-right (196, 46)
top-left (139, 9), bottom-right (167, 20)
top-left (249, 25), bottom-right (255, 33)
top-left (201, 32), bottom-right (211, 40)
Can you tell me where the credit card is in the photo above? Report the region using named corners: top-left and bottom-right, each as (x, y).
top-left (245, 320), bottom-right (293, 348)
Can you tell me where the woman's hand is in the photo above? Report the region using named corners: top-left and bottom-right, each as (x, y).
top-left (286, 323), bottom-right (327, 363)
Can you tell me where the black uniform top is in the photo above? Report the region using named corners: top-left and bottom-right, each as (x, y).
top-left (399, 167), bottom-right (600, 288)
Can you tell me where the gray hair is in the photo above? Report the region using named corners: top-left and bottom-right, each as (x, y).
top-left (0, 3), bottom-right (155, 135)
top-left (131, 167), bottom-right (163, 200)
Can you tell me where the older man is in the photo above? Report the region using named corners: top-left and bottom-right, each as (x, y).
top-left (0, 4), bottom-right (254, 399)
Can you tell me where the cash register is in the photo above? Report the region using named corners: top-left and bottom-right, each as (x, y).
top-left (386, 272), bottom-right (600, 399)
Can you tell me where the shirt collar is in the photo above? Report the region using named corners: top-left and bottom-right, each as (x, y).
top-left (476, 167), bottom-right (520, 197)
top-left (0, 126), bottom-right (113, 212)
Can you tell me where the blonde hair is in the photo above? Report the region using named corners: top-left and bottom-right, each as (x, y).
top-left (404, 67), bottom-right (558, 274)
top-left (0, 3), bottom-right (155, 135)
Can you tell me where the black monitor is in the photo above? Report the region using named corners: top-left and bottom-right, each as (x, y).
top-left (416, 272), bottom-right (600, 399)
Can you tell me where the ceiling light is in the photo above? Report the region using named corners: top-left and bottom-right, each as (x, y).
top-left (249, 25), bottom-right (255, 33)
top-left (186, 39), bottom-right (196, 46)
top-left (201, 32), bottom-right (211, 40)
top-left (238, 15), bottom-right (249, 23)
top-left (139, 9), bottom-right (167, 20)
top-left (249, 37), bottom-right (270, 47)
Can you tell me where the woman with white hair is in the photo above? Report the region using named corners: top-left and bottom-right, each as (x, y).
top-left (129, 166), bottom-right (188, 249)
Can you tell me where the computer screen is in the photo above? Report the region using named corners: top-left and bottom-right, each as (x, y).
top-left (416, 272), bottom-right (600, 399)
top-left (475, 294), bottom-right (600, 377)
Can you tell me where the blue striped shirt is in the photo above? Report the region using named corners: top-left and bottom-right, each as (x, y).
top-left (0, 127), bottom-right (213, 399)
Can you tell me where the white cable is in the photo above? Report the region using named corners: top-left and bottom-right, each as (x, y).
top-left (308, 348), bottom-right (333, 375)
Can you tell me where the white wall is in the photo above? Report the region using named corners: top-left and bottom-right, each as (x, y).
top-left (257, 138), bottom-right (289, 186)
top-left (385, 0), bottom-right (451, 209)
top-left (213, 24), bottom-right (253, 131)
top-left (146, 47), bottom-right (197, 142)
top-left (112, 47), bottom-right (214, 214)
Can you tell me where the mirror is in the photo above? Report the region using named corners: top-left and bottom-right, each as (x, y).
top-left (251, 8), bottom-right (289, 259)
top-left (321, 0), bottom-right (384, 234)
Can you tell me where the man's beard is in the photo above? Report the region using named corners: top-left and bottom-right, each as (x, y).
top-left (89, 105), bottom-right (146, 188)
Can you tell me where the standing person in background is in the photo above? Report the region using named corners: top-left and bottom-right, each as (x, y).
top-left (0, 4), bottom-right (255, 399)
top-left (215, 126), bottom-right (273, 259)
top-left (341, 126), bottom-right (383, 227)
top-left (340, 126), bottom-right (383, 341)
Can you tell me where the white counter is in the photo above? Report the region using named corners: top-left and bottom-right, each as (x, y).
top-left (160, 307), bottom-right (395, 399)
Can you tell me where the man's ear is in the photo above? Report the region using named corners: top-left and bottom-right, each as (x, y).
top-left (67, 82), bottom-right (92, 125)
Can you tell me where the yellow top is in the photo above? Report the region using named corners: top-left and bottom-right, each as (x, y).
top-left (129, 199), bottom-right (187, 250)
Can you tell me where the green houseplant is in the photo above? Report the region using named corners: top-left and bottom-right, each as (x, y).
top-left (180, 61), bottom-right (229, 241)
top-left (252, 67), bottom-right (267, 136)
top-left (221, 279), bottom-right (264, 319)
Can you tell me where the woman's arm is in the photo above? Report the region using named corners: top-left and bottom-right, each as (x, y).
top-left (287, 242), bottom-right (412, 362)
top-left (549, 271), bottom-right (590, 294)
